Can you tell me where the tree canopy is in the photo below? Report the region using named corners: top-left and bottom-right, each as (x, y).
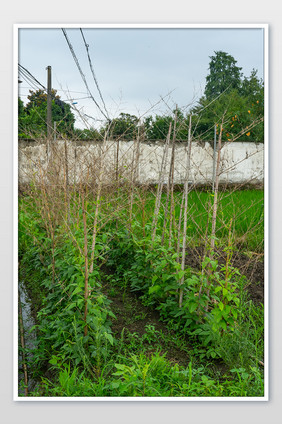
top-left (18, 89), bottom-right (75, 138)
top-left (100, 113), bottom-right (139, 141)
top-left (204, 51), bottom-right (243, 99)
top-left (192, 57), bottom-right (264, 142)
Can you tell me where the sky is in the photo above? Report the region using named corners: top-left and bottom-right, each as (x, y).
top-left (17, 25), bottom-right (265, 129)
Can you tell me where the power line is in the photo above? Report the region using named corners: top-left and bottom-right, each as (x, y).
top-left (18, 62), bottom-right (101, 128)
top-left (61, 28), bottom-right (109, 121)
top-left (18, 69), bottom-right (43, 92)
top-left (18, 64), bottom-right (47, 91)
top-left (21, 87), bottom-right (89, 95)
top-left (79, 28), bottom-right (110, 120)
top-left (61, 96), bottom-right (92, 102)
top-left (19, 70), bottom-right (38, 89)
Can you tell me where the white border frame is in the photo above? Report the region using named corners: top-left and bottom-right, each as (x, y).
top-left (13, 23), bottom-right (269, 402)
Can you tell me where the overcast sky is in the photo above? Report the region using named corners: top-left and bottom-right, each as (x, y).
top-left (17, 25), bottom-right (265, 129)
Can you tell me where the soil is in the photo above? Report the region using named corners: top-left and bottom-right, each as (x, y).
top-left (103, 282), bottom-right (192, 367)
top-left (184, 246), bottom-right (264, 305)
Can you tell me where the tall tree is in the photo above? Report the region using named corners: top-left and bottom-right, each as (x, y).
top-left (20, 89), bottom-right (75, 138)
top-left (204, 51), bottom-right (243, 99)
top-left (190, 53), bottom-right (264, 142)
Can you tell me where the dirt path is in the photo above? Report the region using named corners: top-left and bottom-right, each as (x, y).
top-left (103, 282), bottom-right (192, 367)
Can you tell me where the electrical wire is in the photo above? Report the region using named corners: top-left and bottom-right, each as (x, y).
top-left (79, 28), bottom-right (110, 120)
top-left (18, 64), bottom-right (47, 91)
top-left (61, 28), bottom-right (109, 121)
top-left (18, 69), bottom-right (42, 92)
top-left (18, 62), bottom-right (100, 127)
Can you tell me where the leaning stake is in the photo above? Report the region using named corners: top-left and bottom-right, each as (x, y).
top-left (179, 115), bottom-right (192, 308)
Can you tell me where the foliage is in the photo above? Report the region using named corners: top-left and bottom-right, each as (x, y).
top-left (18, 89), bottom-right (75, 138)
top-left (191, 53), bottom-right (264, 142)
top-left (101, 113), bottom-right (139, 140)
top-left (18, 181), bottom-right (264, 398)
top-left (27, 354), bottom-right (264, 397)
top-left (204, 51), bottom-right (243, 99)
top-left (18, 202), bottom-right (115, 380)
top-left (144, 109), bottom-right (188, 141)
top-left (107, 228), bottom-right (240, 337)
top-left (73, 127), bottom-right (102, 141)
top-left (25, 89), bottom-right (60, 112)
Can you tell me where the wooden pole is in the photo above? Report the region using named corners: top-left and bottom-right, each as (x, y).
top-left (46, 66), bottom-right (52, 140)
top-left (210, 122), bottom-right (223, 254)
top-left (179, 115), bottom-right (192, 308)
top-left (152, 123), bottom-right (171, 242)
top-left (168, 107), bottom-right (178, 248)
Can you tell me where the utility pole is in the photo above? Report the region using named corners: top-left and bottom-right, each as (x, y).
top-left (46, 66), bottom-right (52, 139)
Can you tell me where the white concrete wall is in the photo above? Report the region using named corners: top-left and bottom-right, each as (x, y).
top-left (18, 139), bottom-right (264, 186)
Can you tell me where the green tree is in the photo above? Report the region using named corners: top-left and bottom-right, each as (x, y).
top-left (191, 89), bottom-right (263, 142)
top-left (204, 51), bottom-right (243, 99)
top-left (101, 113), bottom-right (139, 140)
top-left (73, 127), bottom-right (102, 141)
top-left (19, 89), bottom-right (75, 138)
top-left (240, 69), bottom-right (264, 105)
top-left (191, 54), bottom-right (264, 142)
top-left (18, 97), bottom-right (46, 138)
top-left (144, 109), bottom-right (188, 141)
top-left (25, 89), bottom-right (60, 113)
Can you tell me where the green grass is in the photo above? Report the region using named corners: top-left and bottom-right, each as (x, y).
top-left (129, 188), bottom-right (264, 252)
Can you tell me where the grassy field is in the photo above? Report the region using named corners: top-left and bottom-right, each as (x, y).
top-left (130, 188), bottom-right (264, 252)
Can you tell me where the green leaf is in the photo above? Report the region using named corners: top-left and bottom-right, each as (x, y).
top-left (49, 356), bottom-right (58, 365)
top-left (152, 275), bottom-right (158, 284)
top-left (148, 285), bottom-right (161, 294)
top-left (218, 302), bottom-right (224, 311)
top-left (72, 286), bottom-right (82, 296)
top-left (222, 288), bottom-right (228, 297)
top-left (232, 309), bottom-right (238, 320)
top-left (104, 332), bottom-right (114, 345)
top-left (111, 381), bottom-right (121, 389)
top-left (66, 302), bottom-right (77, 311)
top-left (189, 302), bottom-right (198, 313)
top-left (176, 270), bottom-right (185, 280)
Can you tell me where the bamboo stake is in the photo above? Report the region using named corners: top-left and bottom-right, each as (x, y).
top-left (129, 126), bottom-right (140, 231)
top-left (210, 121), bottom-right (224, 255)
top-left (18, 290), bottom-right (28, 396)
top-left (179, 115), bottom-right (192, 308)
top-left (224, 218), bottom-right (233, 294)
top-left (176, 190), bottom-right (185, 261)
top-left (204, 119), bottom-right (224, 306)
top-left (161, 111), bottom-right (177, 246)
top-left (89, 132), bottom-right (108, 275)
top-left (152, 123), bottom-right (172, 243)
top-left (63, 137), bottom-right (69, 223)
top-left (168, 108), bottom-right (178, 249)
top-left (116, 139), bottom-right (120, 184)
top-left (198, 196), bottom-right (212, 300)
top-left (81, 190), bottom-right (89, 337)
top-left (38, 166), bottom-right (56, 287)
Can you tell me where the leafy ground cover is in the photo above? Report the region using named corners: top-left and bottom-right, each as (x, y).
top-left (18, 183), bottom-right (264, 398)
